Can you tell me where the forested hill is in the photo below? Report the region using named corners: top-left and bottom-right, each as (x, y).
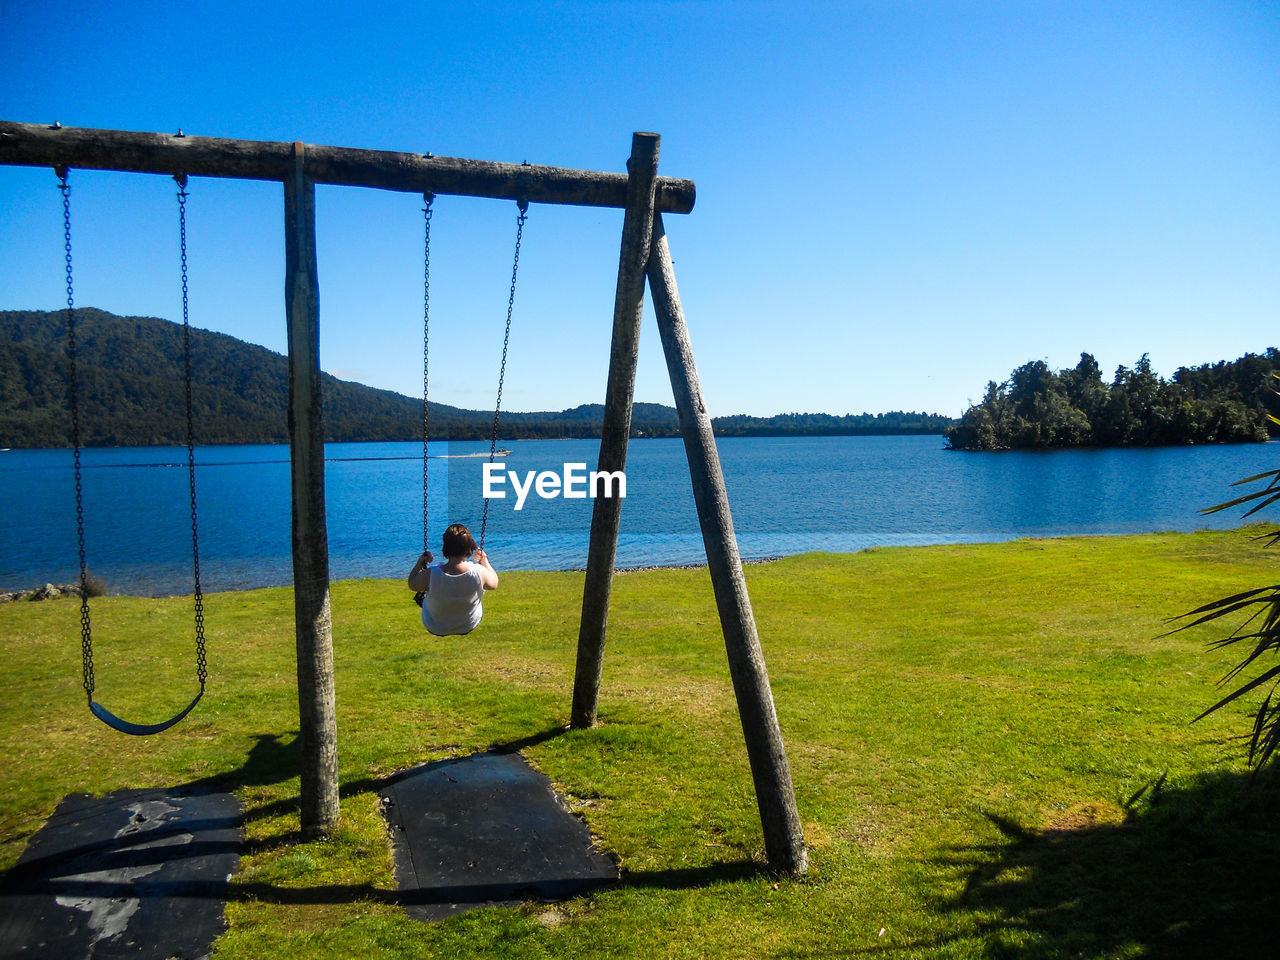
top-left (945, 351), bottom-right (1278, 451)
top-left (0, 309), bottom-right (953, 447)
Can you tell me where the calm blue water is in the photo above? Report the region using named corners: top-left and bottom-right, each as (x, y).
top-left (0, 435), bottom-right (1273, 596)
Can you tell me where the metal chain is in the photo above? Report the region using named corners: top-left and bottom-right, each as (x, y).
top-left (422, 193), bottom-right (434, 555)
top-left (58, 169), bottom-right (208, 713)
top-left (177, 174), bottom-right (208, 688)
top-left (59, 168), bottom-right (94, 700)
top-left (480, 199), bottom-right (528, 549)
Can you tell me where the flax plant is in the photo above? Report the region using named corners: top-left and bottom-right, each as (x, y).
top-left (1171, 451), bottom-right (1280, 770)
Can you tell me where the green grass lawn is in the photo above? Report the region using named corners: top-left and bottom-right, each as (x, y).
top-left (2, 530), bottom-right (1277, 958)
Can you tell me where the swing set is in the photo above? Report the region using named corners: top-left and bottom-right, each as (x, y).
top-left (0, 120), bottom-right (808, 876)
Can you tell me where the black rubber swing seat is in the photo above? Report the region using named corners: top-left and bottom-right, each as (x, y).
top-left (88, 686), bottom-right (205, 736)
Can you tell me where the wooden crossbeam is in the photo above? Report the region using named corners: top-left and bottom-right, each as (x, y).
top-left (0, 120), bottom-right (695, 212)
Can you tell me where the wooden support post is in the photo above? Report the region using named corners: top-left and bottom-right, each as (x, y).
top-left (646, 212), bottom-right (809, 876)
top-left (570, 133), bottom-right (661, 729)
top-left (284, 143), bottom-right (339, 837)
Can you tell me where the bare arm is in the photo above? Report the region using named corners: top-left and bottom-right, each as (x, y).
top-left (474, 549), bottom-right (499, 590)
top-left (407, 551), bottom-right (433, 592)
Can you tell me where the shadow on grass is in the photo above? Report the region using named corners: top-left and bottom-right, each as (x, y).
top-left (2, 724), bottom-right (759, 916)
top-left (931, 769), bottom-right (1280, 959)
top-left (0, 860), bottom-right (766, 909)
top-left (620, 860), bottom-right (766, 890)
top-left (227, 724), bottom-right (574, 838)
top-left (5, 721), bottom-right (762, 926)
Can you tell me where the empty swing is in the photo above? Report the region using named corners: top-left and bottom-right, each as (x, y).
top-left (58, 167), bottom-right (208, 735)
top-left (411, 193), bottom-right (527, 612)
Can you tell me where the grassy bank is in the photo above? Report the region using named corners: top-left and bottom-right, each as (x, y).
top-left (2, 530), bottom-right (1277, 958)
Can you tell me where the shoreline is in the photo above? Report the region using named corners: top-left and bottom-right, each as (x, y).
top-left (0, 556), bottom-right (790, 600)
top-left (8, 527), bottom-right (1271, 600)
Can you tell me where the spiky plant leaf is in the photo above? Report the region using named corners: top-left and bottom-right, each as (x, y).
top-left (1180, 465), bottom-right (1280, 770)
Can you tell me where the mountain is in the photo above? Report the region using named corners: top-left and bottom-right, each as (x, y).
top-left (1, 308), bottom-right (473, 446)
top-left (0, 308), bottom-right (953, 447)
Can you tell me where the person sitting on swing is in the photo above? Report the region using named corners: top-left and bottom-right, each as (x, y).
top-left (407, 523), bottom-right (499, 636)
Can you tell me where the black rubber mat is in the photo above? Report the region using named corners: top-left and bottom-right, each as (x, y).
top-left (380, 751), bottom-right (618, 920)
top-left (0, 786), bottom-right (241, 960)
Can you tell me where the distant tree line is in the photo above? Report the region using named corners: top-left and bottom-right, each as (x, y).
top-left (711, 411), bottom-right (955, 437)
top-left (0, 308), bottom-right (953, 447)
top-left (945, 350), bottom-right (1277, 451)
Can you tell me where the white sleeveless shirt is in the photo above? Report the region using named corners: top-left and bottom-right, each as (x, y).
top-left (420, 563), bottom-right (486, 636)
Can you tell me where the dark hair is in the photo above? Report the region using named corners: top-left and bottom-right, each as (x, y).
top-left (442, 523), bottom-right (477, 560)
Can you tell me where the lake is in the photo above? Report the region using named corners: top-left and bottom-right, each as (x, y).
top-left (0, 435), bottom-right (1273, 596)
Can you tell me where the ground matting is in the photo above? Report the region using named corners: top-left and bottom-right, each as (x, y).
top-left (0, 786), bottom-right (241, 960)
top-left (380, 750), bottom-right (618, 920)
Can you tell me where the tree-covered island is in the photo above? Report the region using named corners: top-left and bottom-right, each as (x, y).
top-left (945, 350), bottom-right (1277, 451)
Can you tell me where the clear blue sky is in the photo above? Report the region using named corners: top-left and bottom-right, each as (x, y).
top-left (1, 0), bottom-right (1276, 418)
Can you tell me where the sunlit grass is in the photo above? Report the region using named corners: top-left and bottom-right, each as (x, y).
top-left (1, 529), bottom-right (1276, 958)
